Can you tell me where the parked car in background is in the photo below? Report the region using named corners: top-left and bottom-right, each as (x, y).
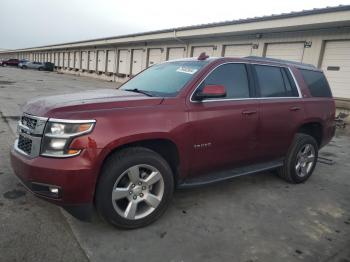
top-left (21, 61), bottom-right (54, 71)
top-left (18, 59), bottom-right (30, 68)
top-left (11, 54), bottom-right (335, 229)
top-left (43, 62), bottom-right (55, 71)
top-left (1, 58), bottom-right (20, 67)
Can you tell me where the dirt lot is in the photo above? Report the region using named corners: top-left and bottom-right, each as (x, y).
top-left (0, 67), bottom-right (349, 262)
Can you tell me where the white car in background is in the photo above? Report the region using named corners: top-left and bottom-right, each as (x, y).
top-left (20, 61), bottom-right (45, 70)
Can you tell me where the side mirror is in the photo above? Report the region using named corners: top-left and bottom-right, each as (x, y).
top-left (195, 85), bottom-right (226, 100)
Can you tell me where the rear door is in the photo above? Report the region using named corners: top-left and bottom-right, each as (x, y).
top-left (187, 62), bottom-right (260, 176)
top-left (252, 64), bottom-right (303, 160)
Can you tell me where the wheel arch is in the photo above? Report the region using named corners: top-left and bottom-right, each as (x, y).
top-left (296, 121), bottom-right (323, 147)
top-left (95, 136), bottom-right (181, 188)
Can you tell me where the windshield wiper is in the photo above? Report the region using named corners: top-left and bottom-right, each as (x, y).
top-left (124, 88), bottom-right (154, 97)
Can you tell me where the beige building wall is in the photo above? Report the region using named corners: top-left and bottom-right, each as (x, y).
top-left (1, 7), bottom-right (350, 106)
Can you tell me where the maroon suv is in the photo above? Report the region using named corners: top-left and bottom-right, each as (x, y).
top-left (10, 55), bottom-right (335, 228)
top-left (2, 58), bottom-right (20, 67)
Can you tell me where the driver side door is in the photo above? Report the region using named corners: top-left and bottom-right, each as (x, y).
top-left (187, 63), bottom-right (260, 176)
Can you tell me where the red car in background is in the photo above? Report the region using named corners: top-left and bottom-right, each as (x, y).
top-left (1, 58), bottom-right (20, 66)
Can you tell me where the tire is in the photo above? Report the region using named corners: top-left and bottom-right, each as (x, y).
top-left (22, 65), bottom-right (27, 69)
top-left (38, 67), bottom-right (43, 71)
top-left (277, 133), bottom-right (318, 183)
top-left (96, 147), bottom-right (174, 229)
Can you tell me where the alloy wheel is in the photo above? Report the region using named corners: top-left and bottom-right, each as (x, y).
top-left (295, 144), bottom-right (316, 177)
top-left (111, 164), bottom-right (164, 220)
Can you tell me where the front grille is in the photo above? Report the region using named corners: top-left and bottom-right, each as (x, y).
top-left (21, 115), bottom-right (37, 130)
top-left (15, 114), bottom-right (47, 158)
top-left (18, 135), bottom-right (32, 155)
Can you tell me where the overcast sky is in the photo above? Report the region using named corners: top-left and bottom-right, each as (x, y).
top-left (1, 0), bottom-right (350, 49)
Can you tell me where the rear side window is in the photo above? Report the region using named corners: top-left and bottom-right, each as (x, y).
top-left (200, 63), bottom-right (250, 99)
top-left (300, 69), bottom-right (332, 97)
top-left (254, 65), bottom-right (299, 97)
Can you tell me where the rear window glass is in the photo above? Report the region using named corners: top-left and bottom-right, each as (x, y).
top-left (300, 70), bottom-right (332, 97)
top-left (254, 65), bottom-right (298, 97)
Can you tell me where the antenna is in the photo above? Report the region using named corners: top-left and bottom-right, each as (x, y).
top-left (197, 52), bottom-right (209, 60)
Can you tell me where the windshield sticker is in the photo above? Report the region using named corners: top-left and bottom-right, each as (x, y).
top-left (176, 66), bottom-right (198, 74)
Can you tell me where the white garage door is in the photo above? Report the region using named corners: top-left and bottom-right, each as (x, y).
top-left (192, 46), bottom-right (215, 57)
top-left (106, 50), bottom-right (116, 73)
top-left (54, 53), bottom-right (59, 65)
top-left (131, 49), bottom-right (144, 75)
top-left (74, 51), bottom-right (80, 69)
top-left (321, 40), bottom-right (350, 99)
top-left (97, 50), bottom-right (106, 72)
top-left (69, 52), bottom-right (74, 68)
top-left (168, 47), bottom-right (186, 60)
top-left (64, 52), bottom-right (69, 67)
top-left (118, 50), bottom-right (130, 75)
top-left (81, 51), bottom-right (88, 70)
top-left (148, 48), bottom-right (163, 67)
top-left (59, 52), bottom-right (64, 67)
top-left (265, 42), bottom-right (305, 62)
top-left (88, 51), bottom-right (96, 71)
top-left (223, 44), bottom-right (252, 57)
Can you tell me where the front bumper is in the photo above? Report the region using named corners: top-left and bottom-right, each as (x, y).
top-left (10, 147), bottom-right (101, 205)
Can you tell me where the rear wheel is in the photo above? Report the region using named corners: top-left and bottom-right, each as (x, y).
top-left (96, 147), bottom-right (174, 229)
top-left (38, 67), bottom-right (43, 71)
top-left (277, 133), bottom-right (318, 183)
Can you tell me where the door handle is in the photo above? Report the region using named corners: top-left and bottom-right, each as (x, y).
top-left (242, 110), bottom-right (257, 115)
top-left (289, 106), bottom-right (301, 111)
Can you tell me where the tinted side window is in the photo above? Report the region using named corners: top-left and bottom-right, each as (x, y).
top-left (300, 69), bottom-right (332, 97)
top-left (200, 63), bottom-right (250, 99)
top-left (254, 65), bottom-right (298, 97)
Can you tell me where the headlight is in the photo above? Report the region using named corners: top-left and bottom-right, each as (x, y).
top-left (41, 119), bottom-right (95, 157)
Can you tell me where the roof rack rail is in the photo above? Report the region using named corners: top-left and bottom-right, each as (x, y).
top-left (244, 56), bottom-right (317, 69)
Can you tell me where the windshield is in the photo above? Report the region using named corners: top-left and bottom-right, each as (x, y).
top-left (120, 60), bottom-right (209, 97)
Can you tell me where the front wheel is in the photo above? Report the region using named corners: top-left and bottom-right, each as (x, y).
top-left (96, 147), bottom-right (174, 229)
top-left (277, 133), bottom-right (318, 183)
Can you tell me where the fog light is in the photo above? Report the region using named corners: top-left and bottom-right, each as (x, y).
top-left (49, 187), bottom-right (59, 194)
top-left (31, 183), bottom-right (62, 199)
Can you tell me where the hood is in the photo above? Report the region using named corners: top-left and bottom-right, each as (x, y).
top-left (22, 89), bottom-right (164, 117)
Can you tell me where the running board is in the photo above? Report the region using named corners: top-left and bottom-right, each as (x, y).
top-left (178, 159), bottom-right (284, 189)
